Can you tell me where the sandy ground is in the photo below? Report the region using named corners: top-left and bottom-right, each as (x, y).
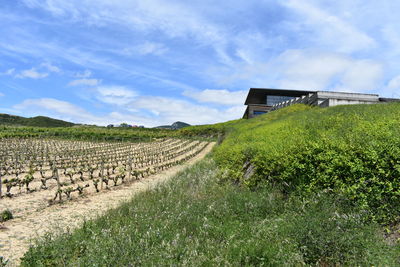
top-left (0, 142), bottom-right (215, 266)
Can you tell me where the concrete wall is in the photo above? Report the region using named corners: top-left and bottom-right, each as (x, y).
top-left (316, 91), bottom-right (379, 102)
top-left (326, 98), bottom-right (378, 107)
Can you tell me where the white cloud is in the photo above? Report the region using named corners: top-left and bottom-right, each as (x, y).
top-left (207, 61), bottom-right (271, 87)
top-left (123, 42), bottom-right (168, 56)
top-left (282, 0), bottom-right (376, 53)
top-left (10, 63), bottom-right (59, 80)
top-left (75, 69), bottom-right (92, 78)
top-left (183, 89), bottom-right (247, 105)
top-left (68, 78), bottom-right (101, 86)
top-left (382, 75), bottom-right (400, 98)
top-left (130, 96), bottom-right (245, 125)
top-left (387, 75), bottom-right (400, 90)
top-left (12, 96), bottom-right (244, 126)
top-left (13, 98), bottom-right (95, 121)
top-left (15, 68), bottom-right (48, 79)
top-left (22, 0), bottom-right (225, 43)
top-left (273, 50), bottom-right (383, 92)
top-left (12, 97), bottom-right (132, 125)
top-left (96, 85), bottom-right (138, 105)
top-left (0, 92), bottom-right (4, 97)
top-left (40, 62), bottom-right (60, 72)
top-left (341, 60), bottom-right (383, 92)
top-left (20, 0), bottom-right (229, 65)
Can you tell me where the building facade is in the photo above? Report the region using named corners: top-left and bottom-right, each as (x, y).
top-left (243, 88), bottom-right (399, 119)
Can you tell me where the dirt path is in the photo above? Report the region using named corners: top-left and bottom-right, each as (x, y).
top-left (0, 142), bottom-right (215, 266)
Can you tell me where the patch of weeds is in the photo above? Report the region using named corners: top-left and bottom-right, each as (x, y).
top-left (0, 256), bottom-right (9, 267)
top-left (0, 210), bottom-right (13, 222)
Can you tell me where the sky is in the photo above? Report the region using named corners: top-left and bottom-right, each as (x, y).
top-left (1, 0), bottom-right (400, 127)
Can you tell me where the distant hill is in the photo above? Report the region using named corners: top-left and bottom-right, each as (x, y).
top-left (155, 121), bottom-right (191, 130)
top-left (0, 113), bottom-right (75, 127)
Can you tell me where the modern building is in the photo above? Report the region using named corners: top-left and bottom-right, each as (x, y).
top-left (243, 88), bottom-right (399, 119)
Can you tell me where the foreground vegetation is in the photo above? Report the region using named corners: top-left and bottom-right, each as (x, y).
top-left (21, 158), bottom-right (399, 266)
top-left (212, 103), bottom-right (400, 224)
top-left (12, 103), bottom-right (400, 265)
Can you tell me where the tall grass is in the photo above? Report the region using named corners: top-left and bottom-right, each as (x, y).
top-left (21, 158), bottom-right (399, 266)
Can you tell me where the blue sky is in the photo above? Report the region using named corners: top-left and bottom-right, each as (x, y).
top-left (1, 0), bottom-right (400, 126)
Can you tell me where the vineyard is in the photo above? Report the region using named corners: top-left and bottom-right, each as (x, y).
top-left (0, 138), bottom-right (209, 207)
top-left (0, 125), bottom-right (180, 141)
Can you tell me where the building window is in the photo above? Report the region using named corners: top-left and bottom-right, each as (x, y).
top-left (266, 95), bottom-right (295, 106)
top-left (253, 110), bottom-right (267, 116)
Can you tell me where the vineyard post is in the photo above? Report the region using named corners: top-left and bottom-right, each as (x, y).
top-left (0, 168), bottom-right (2, 198)
top-left (128, 155), bottom-right (132, 181)
top-left (100, 162), bottom-right (104, 190)
top-left (54, 167), bottom-right (62, 201)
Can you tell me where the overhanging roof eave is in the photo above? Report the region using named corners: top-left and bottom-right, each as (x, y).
top-left (244, 88), bottom-right (316, 105)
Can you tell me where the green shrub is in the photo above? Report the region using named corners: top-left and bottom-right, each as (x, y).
top-left (214, 103), bottom-right (400, 223)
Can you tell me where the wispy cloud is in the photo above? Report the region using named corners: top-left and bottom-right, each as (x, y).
top-left (13, 98), bottom-right (95, 121)
top-left (96, 86), bottom-right (138, 106)
top-left (12, 96), bottom-right (244, 126)
top-left (40, 62), bottom-right (61, 73)
top-left (2, 1), bottom-right (400, 126)
top-left (382, 75), bottom-right (400, 98)
top-left (282, 0), bottom-right (376, 53)
top-left (129, 95), bottom-right (245, 125)
top-left (272, 50), bottom-right (384, 92)
top-left (183, 89), bottom-right (247, 105)
top-left (15, 68), bottom-right (48, 79)
top-left (122, 42), bottom-right (168, 56)
top-left (75, 69), bottom-right (92, 78)
top-left (68, 78), bottom-right (101, 86)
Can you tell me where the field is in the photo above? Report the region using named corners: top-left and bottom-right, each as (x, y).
top-left (0, 138), bottom-right (208, 200)
top-left (0, 125), bottom-right (180, 141)
top-left (3, 102), bottom-right (400, 266)
top-left (0, 136), bottom-right (211, 265)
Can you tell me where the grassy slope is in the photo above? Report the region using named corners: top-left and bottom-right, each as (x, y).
top-left (213, 103), bottom-right (400, 223)
top-left (21, 158), bottom-right (399, 266)
top-left (19, 103), bottom-right (400, 265)
top-left (0, 114), bottom-right (75, 127)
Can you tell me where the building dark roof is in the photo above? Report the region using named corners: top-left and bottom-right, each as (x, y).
top-left (244, 88), bottom-right (316, 105)
top-left (379, 97), bottom-right (400, 102)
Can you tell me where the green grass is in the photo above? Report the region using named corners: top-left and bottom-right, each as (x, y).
top-left (18, 103), bottom-right (400, 265)
top-left (21, 158), bottom-right (399, 266)
top-left (213, 103), bottom-right (400, 223)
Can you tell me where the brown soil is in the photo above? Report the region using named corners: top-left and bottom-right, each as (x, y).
top-left (0, 142), bottom-right (215, 266)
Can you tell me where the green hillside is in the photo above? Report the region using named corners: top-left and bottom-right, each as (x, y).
top-left (155, 121), bottom-right (191, 129)
top-left (213, 103), bottom-right (400, 223)
top-left (0, 113), bottom-right (75, 127)
top-left (21, 103), bottom-right (400, 266)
